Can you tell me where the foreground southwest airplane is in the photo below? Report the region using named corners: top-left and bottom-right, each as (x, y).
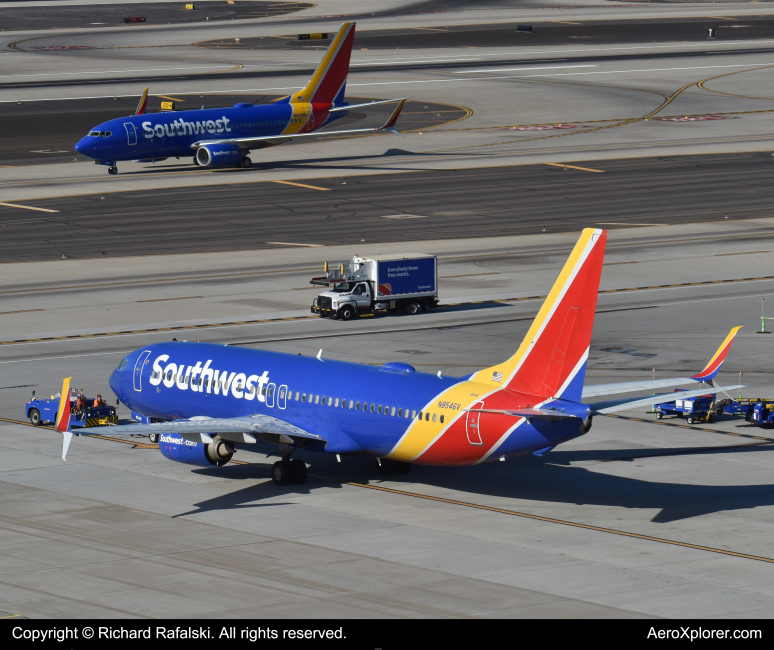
top-left (55, 229), bottom-right (744, 486)
top-left (74, 22), bottom-right (404, 175)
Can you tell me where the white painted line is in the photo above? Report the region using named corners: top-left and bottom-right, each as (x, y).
top-left (0, 351), bottom-right (127, 365)
top-left (455, 64), bottom-right (596, 73)
top-left (0, 202), bottom-right (59, 213)
top-left (266, 241), bottom-right (324, 247)
top-left (0, 65), bottom-right (229, 80)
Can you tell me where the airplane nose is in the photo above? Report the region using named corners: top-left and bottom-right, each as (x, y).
top-left (74, 139), bottom-right (85, 155)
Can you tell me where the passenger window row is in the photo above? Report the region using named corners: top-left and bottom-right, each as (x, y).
top-left (151, 372), bottom-right (445, 424)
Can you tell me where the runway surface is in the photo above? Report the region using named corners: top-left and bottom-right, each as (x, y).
top-left (1, 152), bottom-right (773, 262)
top-left (203, 17), bottom-right (774, 51)
top-left (3, 0), bottom-right (774, 620)
top-left (0, 2), bottom-right (313, 32)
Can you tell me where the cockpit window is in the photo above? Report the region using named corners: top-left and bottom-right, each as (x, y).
top-left (117, 358), bottom-right (128, 370)
top-left (87, 131), bottom-right (112, 138)
top-left (88, 131), bottom-right (100, 137)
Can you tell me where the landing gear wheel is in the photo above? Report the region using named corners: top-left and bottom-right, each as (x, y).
top-left (290, 458), bottom-right (307, 484)
top-left (148, 433), bottom-right (159, 444)
top-left (242, 157), bottom-right (252, 169)
top-left (406, 302), bottom-right (420, 315)
top-left (656, 412), bottom-right (663, 419)
top-left (687, 417), bottom-right (695, 424)
top-left (108, 166), bottom-right (117, 175)
top-left (29, 409), bottom-right (41, 426)
top-left (340, 305), bottom-right (355, 321)
top-left (377, 460), bottom-right (393, 476)
top-left (272, 460), bottom-right (291, 486)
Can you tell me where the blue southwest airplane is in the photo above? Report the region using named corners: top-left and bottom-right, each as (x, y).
top-left (54, 229), bottom-right (744, 486)
top-left (74, 22), bottom-right (404, 175)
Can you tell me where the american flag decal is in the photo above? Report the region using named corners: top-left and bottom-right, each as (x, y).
top-left (492, 371), bottom-right (503, 382)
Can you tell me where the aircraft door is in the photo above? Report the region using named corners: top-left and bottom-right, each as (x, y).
top-left (278, 384), bottom-right (288, 409)
top-left (124, 122), bottom-right (137, 145)
top-left (133, 350), bottom-right (152, 392)
top-left (266, 383), bottom-right (276, 408)
top-left (466, 401), bottom-right (484, 445)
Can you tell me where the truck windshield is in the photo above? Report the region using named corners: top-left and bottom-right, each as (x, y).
top-left (331, 283), bottom-right (354, 292)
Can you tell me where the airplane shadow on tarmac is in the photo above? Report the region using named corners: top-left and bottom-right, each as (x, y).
top-left (179, 442), bottom-right (774, 524)
top-left (126, 148), bottom-right (460, 177)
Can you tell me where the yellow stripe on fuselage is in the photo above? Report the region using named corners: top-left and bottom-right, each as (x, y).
top-left (388, 378), bottom-right (494, 461)
top-left (471, 228), bottom-right (597, 389)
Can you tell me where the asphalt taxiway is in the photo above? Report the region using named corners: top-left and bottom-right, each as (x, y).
top-left (2, 0), bottom-right (774, 620)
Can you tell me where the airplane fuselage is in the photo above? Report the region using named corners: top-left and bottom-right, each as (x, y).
top-left (110, 342), bottom-right (590, 466)
top-left (75, 101), bottom-right (344, 164)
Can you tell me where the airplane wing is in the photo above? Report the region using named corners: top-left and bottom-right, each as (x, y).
top-left (62, 413), bottom-right (322, 460)
top-left (589, 384), bottom-right (744, 415)
top-left (327, 98), bottom-right (407, 113)
top-left (191, 99), bottom-right (407, 151)
top-left (581, 326), bottom-right (742, 399)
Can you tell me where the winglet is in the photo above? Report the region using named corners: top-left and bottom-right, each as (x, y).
top-left (135, 88), bottom-right (149, 116)
top-left (56, 377), bottom-right (73, 460)
top-left (381, 98), bottom-right (407, 136)
top-left (690, 326), bottom-right (743, 382)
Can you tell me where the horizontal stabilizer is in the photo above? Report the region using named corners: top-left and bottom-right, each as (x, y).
top-left (465, 407), bottom-right (579, 422)
top-left (591, 384), bottom-right (743, 415)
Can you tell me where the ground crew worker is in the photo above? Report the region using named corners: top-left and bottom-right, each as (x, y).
top-left (75, 394), bottom-right (86, 413)
top-left (93, 394), bottom-right (103, 407)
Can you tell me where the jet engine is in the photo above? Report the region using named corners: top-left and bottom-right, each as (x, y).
top-left (195, 143), bottom-right (242, 167)
top-left (157, 432), bottom-right (233, 467)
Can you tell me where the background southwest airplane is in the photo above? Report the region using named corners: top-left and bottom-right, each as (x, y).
top-left (74, 22), bottom-right (404, 175)
top-left (56, 229), bottom-right (744, 486)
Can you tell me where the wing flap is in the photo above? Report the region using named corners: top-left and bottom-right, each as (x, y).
top-left (465, 408), bottom-right (579, 422)
top-left (582, 377), bottom-right (696, 399)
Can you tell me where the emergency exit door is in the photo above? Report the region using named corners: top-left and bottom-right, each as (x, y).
top-left (466, 401), bottom-right (484, 445)
top-left (124, 122), bottom-right (137, 145)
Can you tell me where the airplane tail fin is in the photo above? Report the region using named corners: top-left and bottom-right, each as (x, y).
top-left (56, 377), bottom-right (73, 460)
top-left (135, 88), bottom-right (149, 115)
top-left (293, 22), bottom-right (355, 105)
top-left (474, 228), bottom-right (608, 402)
top-left (690, 326), bottom-right (743, 382)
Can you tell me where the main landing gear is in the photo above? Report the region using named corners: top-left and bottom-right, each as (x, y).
top-left (377, 459), bottom-right (412, 476)
top-left (237, 157), bottom-right (252, 169)
top-left (272, 458), bottom-right (307, 486)
top-left (108, 166), bottom-right (117, 175)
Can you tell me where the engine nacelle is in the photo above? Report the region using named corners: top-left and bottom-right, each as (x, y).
top-left (196, 143), bottom-right (242, 167)
top-left (158, 432), bottom-right (234, 467)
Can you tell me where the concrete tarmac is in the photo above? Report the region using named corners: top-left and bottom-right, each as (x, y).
top-left (2, 152), bottom-right (774, 262)
top-left (3, 0), bottom-right (774, 620)
top-left (2, 223), bottom-right (774, 618)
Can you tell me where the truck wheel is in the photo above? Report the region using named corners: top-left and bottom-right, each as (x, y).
top-left (687, 417), bottom-right (694, 424)
top-left (656, 412), bottom-right (663, 419)
top-left (406, 302), bottom-right (420, 315)
top-left (340, 305), bottom-right (355, 321)
top-left (29, 409), bottom-right (41, 426)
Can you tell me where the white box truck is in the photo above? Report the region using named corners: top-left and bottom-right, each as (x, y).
top-left (311, 253), bottom-right (438, 320)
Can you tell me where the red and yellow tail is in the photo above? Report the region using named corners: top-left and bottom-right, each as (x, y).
top-left (473, 228), bottom-right (608, 401)
top-left (135, 88), bottom-right (149, 116)
top-left (293, 22), bottom-right (355, 105)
